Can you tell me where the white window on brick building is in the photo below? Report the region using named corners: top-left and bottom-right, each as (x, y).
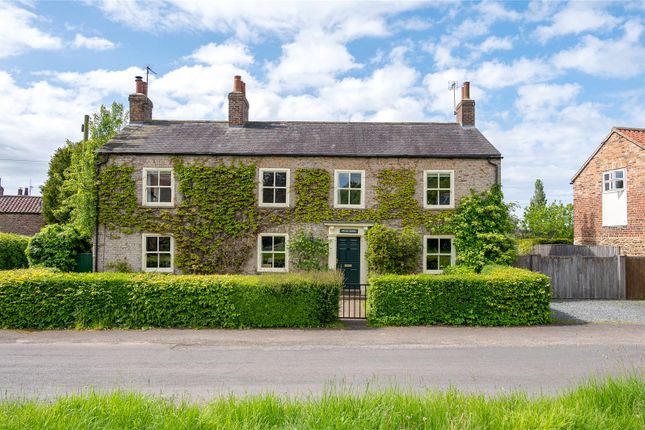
top-left (143, 168), bottom-right (174, 207)
top-left (142, 234), bottom-right (173, 272)
top-left (334, 170), bottom-right (365, 208)
top-left (259, 168), bottom-right (289, 207)
top-left (424, 170), bottom-right (454, 209)
top-left (257, 234), bottom-right (288, 272)
top-left (602, 168), bottom-right (627, 226)
top-left (423, 235), bottom-right (455, 274)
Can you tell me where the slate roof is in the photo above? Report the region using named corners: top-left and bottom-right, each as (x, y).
top-left (100, 120), bottom-right (501, 158)
top-left (0, 196), bottom-right (42, 214)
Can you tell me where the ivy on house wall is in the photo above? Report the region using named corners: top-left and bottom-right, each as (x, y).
top-left (98, 162), bottom-right (455, 274)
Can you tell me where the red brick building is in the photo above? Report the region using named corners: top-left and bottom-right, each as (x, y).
top-left (571, 127), bottom-right (645, 255)
top-left (0, 186), bottom-right (44, 236)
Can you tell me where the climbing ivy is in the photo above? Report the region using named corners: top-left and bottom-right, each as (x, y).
top-left (98, 162), bottom-right (456, 274)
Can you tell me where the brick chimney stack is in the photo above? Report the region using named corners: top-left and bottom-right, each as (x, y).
top-left (129, 76), bottom-right (153, 122)
top-left (228, 75), bottom-right (249, 127)
top-left (455, 81), bottom-right (475, 127)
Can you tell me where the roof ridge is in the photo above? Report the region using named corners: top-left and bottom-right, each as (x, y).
top-left (136, 120), bottom-right (462, 126)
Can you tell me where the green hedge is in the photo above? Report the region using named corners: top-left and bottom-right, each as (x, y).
top-left (368, 266), bottom-right (551, 326)
top-left (0, 233), bottom-right (30, 270)
top-left (0, 270), bottom-right (342, 329)
top-left (516, 237), bottom-right (573, 255)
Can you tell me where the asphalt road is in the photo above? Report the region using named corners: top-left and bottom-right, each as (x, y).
top-left (0, 323), bottom-right (643, 400)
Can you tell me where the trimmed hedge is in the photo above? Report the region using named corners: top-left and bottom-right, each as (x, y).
top-left (368, 266), bottom-right (551, 326)
top-left (0, 270), bottom-right (342, 329)
top-left (517, 237), bottom-right (573, 255)
top-left (0, 233), bottom-right (30, 270)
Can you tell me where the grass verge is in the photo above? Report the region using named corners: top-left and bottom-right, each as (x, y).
top-left (0, 376), bottom-right (642, 429)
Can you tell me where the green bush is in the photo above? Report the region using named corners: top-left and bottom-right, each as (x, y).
top-left (516, 237), bottom-right (574, 255)
top-left (289, 231), bottom-right (329, 271)
top-left (368, 266), bottom-right (550, 326)
top-left (26, 224), bottom-right (91, 271)
top-left (366, 224), bottom-right (421, 275)
top-left (0, 233), bottom-right (30, 270)
top-left (0, 270), bottom-right (342, 329)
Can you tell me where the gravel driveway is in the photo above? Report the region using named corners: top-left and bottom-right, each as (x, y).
top-left (551, 300), bottom-right (645, 324)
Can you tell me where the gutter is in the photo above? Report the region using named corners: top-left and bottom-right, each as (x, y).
top-left (487, 158), bottom-right (500, 186)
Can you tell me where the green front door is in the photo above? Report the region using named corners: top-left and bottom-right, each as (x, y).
top-left (337, 237), bottom-right (361, 289)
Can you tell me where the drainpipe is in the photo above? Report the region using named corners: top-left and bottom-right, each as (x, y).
top-left (94, 153), bottom-right (109, 272)
top-left (487, 159), bottom-right (500, 186)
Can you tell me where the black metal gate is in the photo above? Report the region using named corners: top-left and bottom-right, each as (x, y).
top-left (339, 283), bottom-right (368, 319)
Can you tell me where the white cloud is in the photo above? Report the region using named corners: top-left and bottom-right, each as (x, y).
top-left (72, 33), bottom-right (117, 50)
top-left (479, 36), bottom-right (513, 53)
top-left (536, 3), bottom-right (620, 42)
top-left (552, 19), bottom-right (645, 78)
top-left (185, 41), bottom-right (253, 66)
top-left (514, 83), bottom-right (580, 119)
top-left (474, 58), bottom-right (555, 89)
top-left (0, 3), bottom-right (62, 58)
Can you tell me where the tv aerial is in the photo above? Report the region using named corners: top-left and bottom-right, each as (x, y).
top-left (145, 65), bottom-right (157, 84)
top-left (448, 81), bottom-right (459, 115)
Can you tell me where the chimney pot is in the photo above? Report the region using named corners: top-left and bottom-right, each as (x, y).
top-left (135, 76), bottom-right (144, 94)
top-left (462, 81), bottom-right (470, 100)
top-left (18, 187), bottom-right (23, 196)
top-left (24, 187), bottom-right (28, 196)
top-left (233, 75), bottom-right (242, 92)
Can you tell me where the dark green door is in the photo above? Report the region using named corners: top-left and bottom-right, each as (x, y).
top-left (337, 237), bottom-right (360, 289)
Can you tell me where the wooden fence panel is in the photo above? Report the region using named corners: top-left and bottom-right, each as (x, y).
top-left (514, 254), bottom-right (624, 299)
top-left (626, 257), bottom-right (645, 299)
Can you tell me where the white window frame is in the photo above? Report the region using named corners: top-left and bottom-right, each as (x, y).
top-left (142, 168), bottom-right (174, 207)
top-left (257, 233), bottom-right (289, 272)
top-left (334, 170), bottom-right (366, 209)
top-left (258, 168), bottom-right (290, 208)
top-left (423, 235), bottom-right (456, 274)
top-left (141, 234), bottom-right (174, 273)
top-left (602, 169), bottom-right (626, 193)
top-left (423, 170), bottom-right (455, 209)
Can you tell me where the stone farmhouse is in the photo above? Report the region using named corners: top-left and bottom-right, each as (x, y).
top-left (0, 180), bottom-right (44, 236)
top-left (571, 127), bottom-right (645, 256)
top-left (95, 76), bottom-right (502, 284)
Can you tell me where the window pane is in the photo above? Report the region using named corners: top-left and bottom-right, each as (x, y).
top-left (146, 237), bottom-right (158, 252)
top-left (350, 173), bottom-right (362, 188)
top-left (146, 253), bottom-right (158, 268)
top-left (339, 189), bottom-right (349, 205)
top-left (273, 236), bottom-right (286, 251)
top-left (263, 171), bottom-right (274, 187)
top-left (439, 174), bottom-right (451, 189)
top-left (147, 188), bottom-right (158, 202)
top-left (440, 238), bottom-right (451, 253)
top-left (275, 171), bottom-right (287, 187)
top-left (159, 253), bottom-right (171, 268)
top-left (273, 253), bottom-right (286, 268)
top-left (615, 180), bottom-right (624, 189)
top-left (159, 188), bottom-right (171, 202)
top-left (427, 174), bottom-right (438, 189)
top-left (427, 238), bottom-right (438, 254)
top-left (427, 190), bottom-right (438, 206)
top-left (159, 172), bottom-right (171, 186)
top-left (439, 190), bottom-right (451, 205)
top-left (338, 173), bottom-right (349, 188)
top-left (147, 171), bottom-right (158, 186)
top-left (261, 253), bottom-right (273, 268)
top-left (349, 190), bottom-right (361, 205)
top-left (262, 188), bottom-right (274, 204)
top-left (604, 183), bottom-right (610, 191)
top-left (274, 188), bottom-right (286, 203)
top-left (603, 173), bottom-right (610, 180)
top-left (261, 236), bottom-right (273, 252)
top-left (427, 255), bottom-right (438, 270)
top-left (614, 170), bottom-right (623, 179)
top-left (439, 255), bottom-right (451, 269)
top-left (159, 237), bottom-right (171, 252)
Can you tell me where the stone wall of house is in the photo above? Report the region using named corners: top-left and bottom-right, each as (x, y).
top-left (96, 154), bottom-right (500, 273)
top-left (573, 132), bottom-right (645, 256)
top-left (0, 213), bottom-right (44, 236)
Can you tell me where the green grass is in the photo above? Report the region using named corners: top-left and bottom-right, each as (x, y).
top-left (0, 376), bottom-right (642, 429)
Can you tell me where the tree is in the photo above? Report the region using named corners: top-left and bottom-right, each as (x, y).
top-left (366, 224), bottom-right (421, 275)
top-left (529, 179), bottom-right (547, 207)
top-left (450, 185), bottom-right (516, 272)
top-left (523, 202), bottom-right (573, 239)
top-left (41, 143), bottom-right (74, 224)
top-left (59, 102), bottom-right (127, 237)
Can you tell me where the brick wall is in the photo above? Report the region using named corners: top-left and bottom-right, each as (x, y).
top-left (0, 213), bottom-right (44, 236)
top-left (97, 155), bottom-right (499, 272)
top-left (573, 132), bottom-right (645, 255)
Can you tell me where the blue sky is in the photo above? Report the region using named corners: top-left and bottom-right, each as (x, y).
top-left (0, 1), bottom-right (643, 209)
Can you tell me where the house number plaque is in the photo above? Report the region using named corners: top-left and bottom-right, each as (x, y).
top-left (339, 228), bottom-right (359, 234)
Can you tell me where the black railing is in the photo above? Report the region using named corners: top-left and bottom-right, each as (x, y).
top-left (339, 283), bottom-right (368, 319)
